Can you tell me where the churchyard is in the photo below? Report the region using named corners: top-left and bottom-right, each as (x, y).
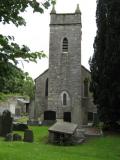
top-left (0, 125), bottom-right (120, 160)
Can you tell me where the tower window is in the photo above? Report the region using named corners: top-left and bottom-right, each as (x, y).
top-left (45, 78), bottom-right (48, 97)
top-left (63, 93), bottom-right (67, 105)
top-left (62, 38), bottom-right (68, 53)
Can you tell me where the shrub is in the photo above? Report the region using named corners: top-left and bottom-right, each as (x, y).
top-left (13, 123), bottom-right (28, 131)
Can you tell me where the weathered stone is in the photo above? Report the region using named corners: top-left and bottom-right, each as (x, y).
top-left (23, 129), bottom-right (34, 142)
top-left (33, 6), bottom-right (97, 127)
top-left (48, 122), bottom-right (78, 145)
top-left (13, 133), bottom-right (22, 141)
top-left (0, 110), bottom-right (13, 137)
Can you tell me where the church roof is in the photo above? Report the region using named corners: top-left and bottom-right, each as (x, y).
top-left (81, 65), bottom-right (90, 73)
top-left (35, 69), bottom-right (49, 81)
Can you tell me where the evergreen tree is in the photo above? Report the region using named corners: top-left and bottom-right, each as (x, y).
top-left (90, 0), bottom-right (120, 129)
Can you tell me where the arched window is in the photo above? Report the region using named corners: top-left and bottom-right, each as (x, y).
top-left (62, 38), bottom-right (68, 53)
top-left (84, 79), bottom-right (88, 97)
top-left (45, 78), bottom-right (48, 97)
top-left (63, 93), bottom-right (67, 105)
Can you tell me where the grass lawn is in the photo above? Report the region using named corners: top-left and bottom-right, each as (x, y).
top-left (0, 126), bottom-right (120, 160)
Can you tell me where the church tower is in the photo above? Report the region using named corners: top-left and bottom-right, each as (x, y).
top-left (48, 5), bottom-right (83, 125)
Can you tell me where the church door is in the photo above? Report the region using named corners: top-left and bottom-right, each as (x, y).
top-left (44, 111), bottom-right (56, 120)
top-left (63, 112), bottom-right (71, 122)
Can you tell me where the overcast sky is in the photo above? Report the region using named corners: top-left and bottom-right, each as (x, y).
top-left (0, 0), bottom-right (97, 79)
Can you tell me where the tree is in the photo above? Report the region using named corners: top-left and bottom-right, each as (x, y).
top-left (0, 0), bottom-right (56, 96)
top-left (22, 72), bottom-right (35, 99)
top-left (0, 0), bottom-right (55, 64)
top-left (89, 0), bottom-right (120, 129)
top-left (0, 61), bottom-right (35, 99)
top-left (0, 62), bottom-right (24, 93)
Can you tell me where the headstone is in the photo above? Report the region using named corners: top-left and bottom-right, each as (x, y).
top-left (23, 129), bottom-right (34, 142)
top-left (0, 110), bottom-right (13, 137)
top-left (13, 133), bottom-right (22, 141)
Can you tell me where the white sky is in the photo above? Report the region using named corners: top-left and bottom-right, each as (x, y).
top-left (0, 0), bottom-right (97, 79)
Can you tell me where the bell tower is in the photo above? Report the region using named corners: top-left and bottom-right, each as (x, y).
top-left (48, 4), bottom-right (83, 125)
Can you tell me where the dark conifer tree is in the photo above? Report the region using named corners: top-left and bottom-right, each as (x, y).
top-left (90, 0), bottom-right (120, 128)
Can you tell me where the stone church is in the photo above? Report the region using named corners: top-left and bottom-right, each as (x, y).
top-left (33, 5), bottom-right (96, 126)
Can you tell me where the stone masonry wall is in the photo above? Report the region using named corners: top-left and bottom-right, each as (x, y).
top-left (34, 70), bottom-right (49, 120)
top-left (48, 12), bottom-right (83, 125)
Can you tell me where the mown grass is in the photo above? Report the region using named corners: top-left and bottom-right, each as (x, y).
top-left (0, 126), bottom-right (120, 160)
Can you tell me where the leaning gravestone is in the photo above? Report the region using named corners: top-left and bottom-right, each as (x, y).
top-left (23, 129), bottom-right (34, 142)
top-left (0, 110), bottom-right (13, 137)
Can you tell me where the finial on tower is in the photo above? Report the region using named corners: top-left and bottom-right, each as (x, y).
top-left (75, 4), bottom-right (81, 14)
top-left (51, 2), bottom-right (56, 14)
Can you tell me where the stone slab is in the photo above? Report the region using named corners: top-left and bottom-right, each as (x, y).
top-left (49, 122), bottom-right (78, 135)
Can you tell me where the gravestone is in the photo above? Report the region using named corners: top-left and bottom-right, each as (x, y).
top-left (0, 110), bottom-right (13, 137)
top-left (23, 129), bottom-right (34, 142)
top-left (13, 133), bottom-right (22, 141)
top-left (5, 133), bottom-right (13, 141)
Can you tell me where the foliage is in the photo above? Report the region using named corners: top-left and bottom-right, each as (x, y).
top-left (0, 62), bottom-right (34, 97)
top-left (0, 92), bottom-right (19, 102)
top-left (22, 72), bottom-right (35, 98)
top-left (89, 0), bottom-right (120, 128)
top-left (15, 116), bottom-right (29, 123)
top-left (0, 0), bottom-right (56, 64)
top-left (0, 62), bottom-right (24, 93)
top-left (0, 126), bottom-right (120, 160)
top-left (0, 0), bottom-right (55, 96)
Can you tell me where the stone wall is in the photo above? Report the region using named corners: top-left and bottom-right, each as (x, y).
top-left (0, 96), bottom-right (29, 117)
top-left (0, 97), bottom-right (18, 115)
top-left (48, 11), bottom-right (82, 125)
top-left (34, 69), bottom-right (49, 120)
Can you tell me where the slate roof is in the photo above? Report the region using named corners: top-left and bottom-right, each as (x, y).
top-left (49, 122), bottom-right (78, 135)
